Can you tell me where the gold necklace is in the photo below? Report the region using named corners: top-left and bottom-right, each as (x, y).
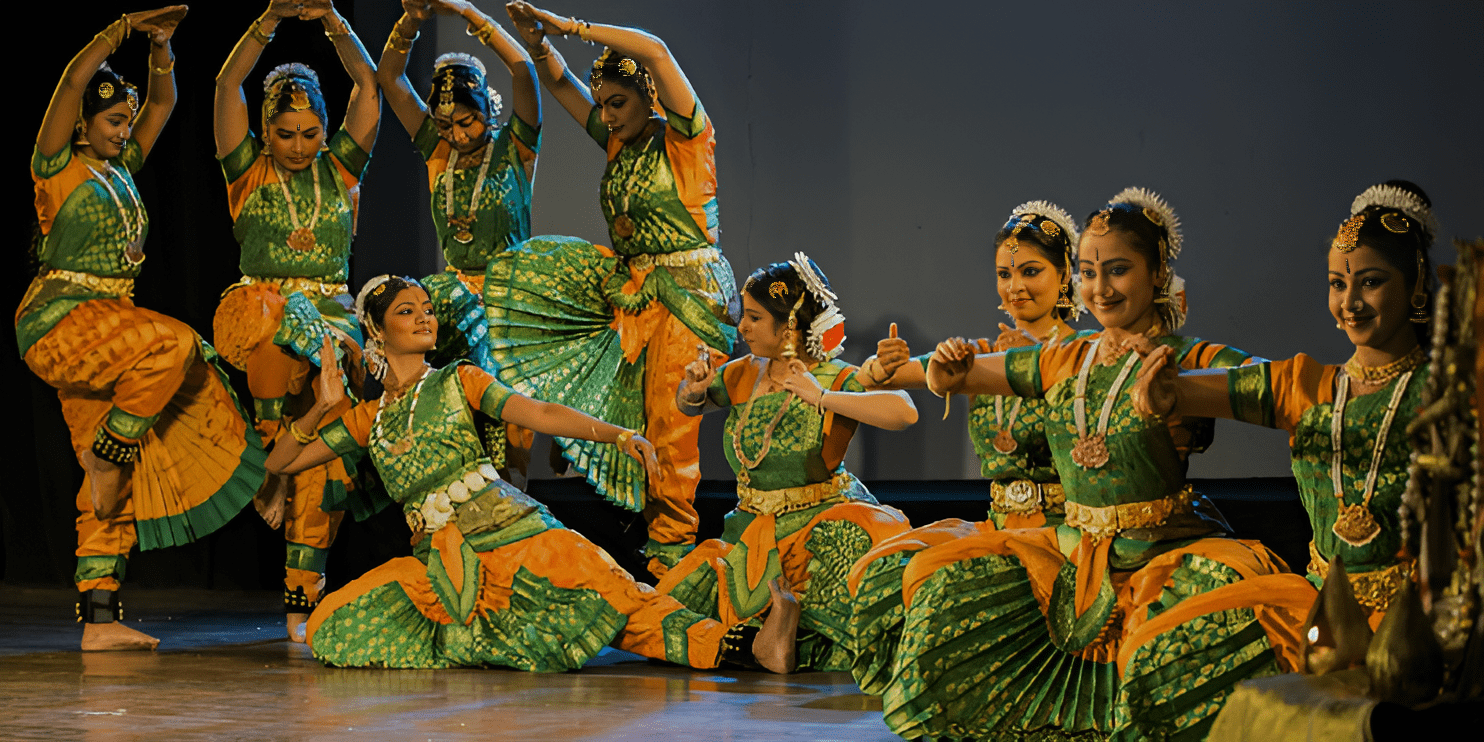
top-left (730, 360), bottom-right (794, 485)
top-left (272, 158), bottom-right (322, 252)
top-left (1343, 346), bottom-right (1425, 386)
top-left (374, 365), bottom-right (433, 457)
top-left (443, 138), bottom-right (494, 245)
top-left (82, 159), bottom-right (147, 265)
top-left (990, 322), bottom-right (1069, 455)
top-left (1070, 338), bottom-right (1140, 469)
top-left (1329, 367), bottom-right (1414, 547)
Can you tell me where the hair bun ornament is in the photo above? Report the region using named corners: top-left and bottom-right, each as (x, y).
top-left (785, 252), bottom-right (845, 359)
top-left (1351, 184), bottom-right (1439, 239)
top-left (1107, 187), bottom-right (1182, 261)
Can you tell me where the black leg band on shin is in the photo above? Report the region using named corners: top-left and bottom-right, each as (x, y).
top-left (76, 589), bottom-right (121, 623)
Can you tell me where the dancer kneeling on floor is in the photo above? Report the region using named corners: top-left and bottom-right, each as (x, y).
top-left (265, 275), bottom-right (796, 671)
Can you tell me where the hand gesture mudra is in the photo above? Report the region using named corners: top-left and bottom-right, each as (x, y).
top-left (314, 334), bottom-right (346, 410)
top-left (402, 0), bottom-right (433, 22)
top-left (618, 432), bottom-right (664, 484)
top-left (680, 343), bottom-right (715, 404)
top-left (993, 323), bottom-right (1038, 351)
top-left (931, 336), bottom-right (977, 377)
top-left (1130, 343), bottom-right (1177, 419)
top-left (506, 1), bottom-right (574, 39)
top-left (778, 359), bottom-right (825, 406)
top-left (874, 322), bottom-right (910, 376)
top-left (128, 5), bottom-right (188, 43)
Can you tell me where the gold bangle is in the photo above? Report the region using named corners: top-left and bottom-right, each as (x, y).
top-left (249, 19), bottom-right (273, 46)
top-left (323, 13), bottom-right (351, 38)
top-left (99, 16), bottom-right (130, 52)
top-left (575, 19), bottom-right (593, 43)
top-left (528, 40), bottom-right (552, 62)
top-left (288, 419), bottom-right (318, 445)
top-left (386, 28), bottom-right (418, 53)
top-left (467, 20), bottom-right (497, 46)
top-left (614, 429), bottom-right (636, 447)
top-left (151, 57), bottom-right (175, 76)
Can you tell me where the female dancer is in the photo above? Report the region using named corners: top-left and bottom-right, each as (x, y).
top-left (488, 2), bottom-right (739, 577)
top-left (846, 200), bottom-right (1088, 694)
top-left (267, 276), bottom-right (796, 671)
top-left (883, 188), bottom-right (1312, 740)
top-left (662, 255), bottom-right (918, 673)
top-left (378, 0), bottom-right (539, 480)
top-left (212, 0), bottom-right (379, 639)
top-left (23, 7), bottom-right (266, 650)
top-left (1140, 181), bottom-right (1438, 629)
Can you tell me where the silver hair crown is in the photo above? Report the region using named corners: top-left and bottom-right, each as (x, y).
top-left (1350, 184), bottom-right (1439, 238)
top-left (786, 252), bottom-right (845, 359)
top-left (1107, 186), bottom-right (1183, 261)
top-left (263, 63), bottom-right (320, 93)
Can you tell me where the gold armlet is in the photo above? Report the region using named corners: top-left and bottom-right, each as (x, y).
top-left (575, 19), bottom-right (594, 43)
top-left (151, 57), bottom-right (176, 76)
top-left (288, 420), bottom-right (319, 445)
top-left (249, 19), bottom-right (274, 46)
top-left (386, 28), bottom-right (418, 54)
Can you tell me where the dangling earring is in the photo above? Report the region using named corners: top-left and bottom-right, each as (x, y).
top-left (1409, 294), bottom-right (1429, 324)
top-left (73, 123), bottom-right (88, 146)
top-left (1055, 284), bottom-right (1074, 310)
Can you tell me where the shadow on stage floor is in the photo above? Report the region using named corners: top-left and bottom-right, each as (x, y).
top-left (0, 587), bottom-right (897, 741)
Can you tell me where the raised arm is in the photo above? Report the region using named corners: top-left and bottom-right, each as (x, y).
top-left (446, 1), bottom-right (539, 130)
top-left (505, 1), bottom-right (592, 126)
top-left (377, 1), bottom-right (434, 137)
top-left (305, 0), bottom-right (380, 152)
top-left (511, 2), bottom-right (696, 118)
top-left (128, 10), bottom-right (185, 159)
top-left (215, 2), bottom-right (296, 157)
top-left (38, 7), bottom-right (186, 159)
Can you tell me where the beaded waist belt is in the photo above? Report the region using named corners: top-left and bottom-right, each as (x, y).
top-left (1064, 485), bottom-right (1194, 539)
top-left (1307, 541), bottom-right (1415, 613)
top-left (991, 480), bottom-right (1066, 515)
top-left (445, 265), bottom-right (486, 293)
top-left (232, 275), bottom-right (349, 298)
top-left (627, 246), bottom-right (722, 272)
top-left (737, 472), bottom-right (852, 516)
top-left (405, 462), bottom-right (504, 534)
top-left (27, 269), bottom-right (136, 301)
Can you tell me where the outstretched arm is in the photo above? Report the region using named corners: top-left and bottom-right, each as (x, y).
top-left (926, 338), bottom-right (1014, 398)
top-left (377, 1), bottom-right (433, 138)
top-left (39, 7), bottom-right (187, 159)
top-left (305, 1), bottom-right (380, 152)
top-left (215, 2), bottom-right (297, 157)
top-left (1130, 344), bottom-right (1235, 421)
top-left (780, 360), bottom-right (919, 431)
top-left (500, 394), bottom-right (662, 482)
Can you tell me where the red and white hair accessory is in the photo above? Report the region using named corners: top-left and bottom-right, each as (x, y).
top-left (786, 252), bottom-right (846, 360)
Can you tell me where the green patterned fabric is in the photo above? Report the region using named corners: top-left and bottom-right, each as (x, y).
top-left (18, 141), bottom-right (148, 354)
top-left (1228, 360), bottom-right (1424, 574)
top-left (485, 236), bottom-right (648, 511)
top-left (416, 116), bottom-right (536, 270)
top-left (221, 129), bottom-right (367, 281)
top-left (1005, 336), bottom-right (1249, 511)
top-left (423, 271), bottom-right (493, 371)
top-left (886, 552), bottom-right (1118, 740)
top-left (718, 359), bottom-right (866, 491)
top-left (586, 103), bottom-right (715, 257)
top-left (311, 562), bottom-right (629, 671)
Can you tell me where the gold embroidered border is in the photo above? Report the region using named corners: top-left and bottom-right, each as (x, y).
top-left (446, 265), bottom-right (486, 295)
top-left (24, 270), bottom-right (135, 305)
top-left (628, 246), bottom-right (722, 272)
top-left (1064, 485), bottom-right (1193, 538)
top-left (737, 472), bottom-right (851, 516)
top-left (1307, 540), bottom-right (1414, 613)
top-left (234, 274), bottom-right (349, 298)
top-left (991, 481), bottom-right (1066, 515)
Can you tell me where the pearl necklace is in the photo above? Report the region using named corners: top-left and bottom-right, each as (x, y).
top-left (272, 158), bottom-right (322, 252)
top-left (1328, 367), bottom-right (1414, 547)
top-left (82, 160), bottom-right (147, 265)
top-left (1070, 338), bottom-right (1139, 469)
top-left (373, 366), bottom-right (433, 457)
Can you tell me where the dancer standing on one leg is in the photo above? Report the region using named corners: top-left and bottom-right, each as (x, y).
top-left (22, 6), bottom-right (267, 651)
top-left (379, 0), bottom-right (540, 484)
top-left (212, 0), bottom-right (380, 641)
top-left (486, 2), bottom-right (739, 578)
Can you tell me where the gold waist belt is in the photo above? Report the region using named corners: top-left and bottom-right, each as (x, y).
top-left (445, 265), bottom-right (486, 293)
top-left (1064, 485), bottom-right (1194, 539)
top-left (234, 275), bottom-right (348, 298)
top-left (627, 246), bottom-right (722, 272)
top-left (29, 269), bottom-right (136, 301)
top-left (737, 472), bottom-right (851, 516)
top-left (1307, 541), bottom-right (1415, 613)
top-left (991, 480), bottom-right (1066, 515)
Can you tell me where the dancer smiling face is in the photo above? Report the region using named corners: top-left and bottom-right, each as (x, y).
top-left (76, 100), bottom-right (136, 161)
top-left (1078, 228), bottom-right (1163, 334)
top-left (377, 286), bottom-right (439, 356)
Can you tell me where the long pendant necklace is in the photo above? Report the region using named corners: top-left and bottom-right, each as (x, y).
top-left (1329, 367), bottom-right (1414, 547)
top-left (1070, 339), bottom-right (1139, 469)
top-left (373, 366), bottom-right (432, 457)
top-left (84, 161), bottom-right (147, 265)
top-left (272, 158), bottom-right (322, 252)
top-left (730, 361), bottom-right (794, 486)
top-left (605, 123), bottom-right (653, 241)
top-left (444, 139), bottom-right (494, 245)
top-left (992, 396), bottom-right (1023, 454)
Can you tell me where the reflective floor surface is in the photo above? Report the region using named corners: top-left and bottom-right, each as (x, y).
top-left (0, 586), bottom-right (898, 741)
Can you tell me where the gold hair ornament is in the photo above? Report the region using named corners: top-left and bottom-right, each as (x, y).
top-left (1334, 214), bottom-right (1365, 253)
top-left (98, 82), bottom-right (115, 98)
top-left (768, 281), bottom-right (788, 299)
top-left (1380, 212), bottom-right (1410, 234)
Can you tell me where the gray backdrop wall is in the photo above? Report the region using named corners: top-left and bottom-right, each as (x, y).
top-left (363, 0), bottom-right (1483, 481)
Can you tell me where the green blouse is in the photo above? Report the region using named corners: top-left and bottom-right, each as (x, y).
top-left (416, 116), bottom-right (538, 271)
top-left (219, 129), bottom-right (370, 281)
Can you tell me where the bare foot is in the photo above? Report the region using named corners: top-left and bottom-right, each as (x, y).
top-left (82, 621), bottom-right (160, 651)
top-left (81, 449), bottom-right (128, 521)
top-left (287, 612), bottom-right (309, 643)
top-left (254, 475), bottom-right (289, 530)
top-left (752, 578), bottom-right (800, 673)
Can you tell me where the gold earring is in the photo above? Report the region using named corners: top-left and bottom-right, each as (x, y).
top-left (1056, 284), bottom-right (1074, 310)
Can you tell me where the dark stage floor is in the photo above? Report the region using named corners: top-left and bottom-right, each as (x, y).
top-left (0, 586), bottom-right (897, 742)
